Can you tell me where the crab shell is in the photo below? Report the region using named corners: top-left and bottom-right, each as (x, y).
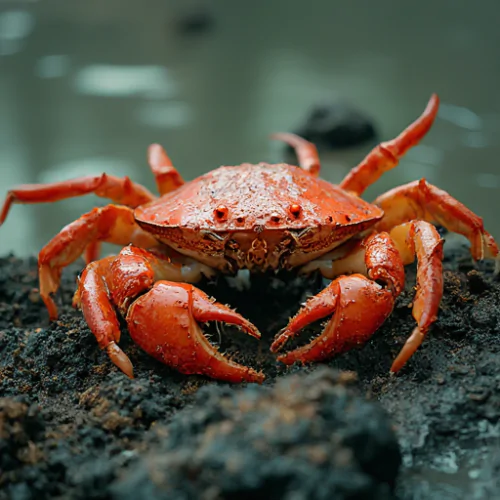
top-left (134, 162), bottom-right (383, 272)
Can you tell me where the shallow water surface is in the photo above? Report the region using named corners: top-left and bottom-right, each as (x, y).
top-left (0, 0), bottom-right (499, 257)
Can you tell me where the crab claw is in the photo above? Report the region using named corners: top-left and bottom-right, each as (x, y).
top-left (270, 275), bottom-right (395, 365)
top-left (126, 281), bottom-right (264, 383)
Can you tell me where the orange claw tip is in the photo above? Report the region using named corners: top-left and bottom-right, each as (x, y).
top-left (45, 298), bottom-right (59, 322)
top-left (147, 143), bottom-right (173, 169)
top-left (389, 358), bottom-right (410, 375)
top-left (389, 326), bottom-right (425, 373)
top-left (106, 342), bottom-right (134, 379)
top-left (197, 363), bottom-right (265, 384)
top-left (269, 132), bottom-right (305, 143)
top-left (236, 318), bottom-right (261, 341)
top-left (275, 351), bottom-right (304, 366)
top-left (429, 93), bottom-right (440, 106)
top-left (215, 367), bottom-right (265, 385)
top-left (269, 330), bottom-right (291, 353)
top-left (423, 94), bottom-right (440, 123)
top-left (422, 93), bottom-right (440, 122)
top-left (245, 372), bottom-right (265, 384)
top-left (0, 194), bottom-right (12, 226)
top-left (269, 132), bottom-right (320, 175)
top-left (191, 290), bottom-right (261, 340)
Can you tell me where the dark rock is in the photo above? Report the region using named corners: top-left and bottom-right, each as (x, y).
top-left (175, 9), bottom-right (214, 36)
top-left (111, 368), bottom-right (400, 500)
top-left (289, 101), bottom-right (377, 152)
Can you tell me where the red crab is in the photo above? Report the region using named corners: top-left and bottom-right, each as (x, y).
top-left (1, 94), bottom-right (498, 383)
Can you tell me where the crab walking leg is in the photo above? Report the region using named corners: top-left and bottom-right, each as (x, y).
top-left (271, 232), bottom-right (405, 363)
top-left (270, 133), bottom-right (321, 176)
top-left (39, 205), bottom-right (158, 320)
top-left (0, 173), bottom-right (156, 265)
top-left (299, 233), bottom-right (405, 293)
top-left (0, 173), bottom-right (155, 226)
top-left (147, 144), bottom-right (185, 195)
top-left (74, 246), bottom-right (261, 382)
top-left (73, 245), bottom-right (217, 315)
top-left (127, 282), bottom-right (264, 383)
top-left (339, 94), bottom-right (439, 196)
top-left (84, 242), bottom-right (102, 265)
top-left (75, 257), bottom-right (135, 378)
top-left (374, 178), bottom-right (499, 267)
top-left (388, 221), bottom-right (444, 372)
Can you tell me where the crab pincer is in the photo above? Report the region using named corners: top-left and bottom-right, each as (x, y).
top-left (270, 275), bottom-right (396, 366)
top-left (126, 282), bottom-right (264, 383)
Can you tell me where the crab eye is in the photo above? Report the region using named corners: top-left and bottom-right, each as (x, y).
top-left (270, 213), bottom-right (280, 223)
top-left (289, 203), bottom-right (302, 218)
top-left (214, 205), bottom-right (228, 221)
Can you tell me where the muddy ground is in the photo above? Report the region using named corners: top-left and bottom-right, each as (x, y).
top-left (0, 233), bottom-right (499, 499)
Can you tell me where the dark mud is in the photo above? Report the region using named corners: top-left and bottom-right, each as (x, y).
top-left (1, 233), bottom-right (499, 499)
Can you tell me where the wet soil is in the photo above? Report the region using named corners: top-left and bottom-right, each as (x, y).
top-left (0, 233), bottom-right (499, 499)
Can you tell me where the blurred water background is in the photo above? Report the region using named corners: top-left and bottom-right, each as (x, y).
top-left (1, 0), bottom-right (499, 256)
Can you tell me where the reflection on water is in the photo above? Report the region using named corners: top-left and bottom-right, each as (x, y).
top-left (35, 54), bottom-right (71, 79)
top-left (438, 102), bottom-right (483, 130)
top-left (74, 64), bottom-right (177, 99)
top-left (136, 100), bottom-right (194, 129)
top-left (1, 0), bottom-right (500, 258)
top-left (476, 173), bottom-right (500, 189)
top-left (0, 9), bottom-right (34, 56)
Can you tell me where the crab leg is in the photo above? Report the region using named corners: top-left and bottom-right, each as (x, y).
top-left (299, 233), bottom-right (405, 293)
top-left (75, 256), bottom-right (135, 378)
top-left (73, 245), bottom-right (216, 315)
top-left (38, 205), bottom-right (158, 320)
top-left (388, 221), bottom-right (444, 372)
top-left (271, 232), bottom-right (404, 363)
top-left (148, 144), bottom-right (185, 195)
top-left (270, 133), bottom-right (321, 176)
top-left (374, 178), bottom-right (499, 266)
top-left (339, 94), bottom-right (439, 196)
top-left (75, 246), bottom-right (262, 383)
top-left (0, 173), bottom-right (157, 264)
top-left (0, 173), bottom-right (155, 226)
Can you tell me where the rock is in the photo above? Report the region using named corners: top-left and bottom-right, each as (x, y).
top-left (175, 9), bottom-right (214, 36)
top-left (290, 101), bottom-right (377, 152)
top-left (111, 368), bottom-right (401, 500)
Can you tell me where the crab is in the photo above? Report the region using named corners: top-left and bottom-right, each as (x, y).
top-left (1, 94), bottom-right (498, 383)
